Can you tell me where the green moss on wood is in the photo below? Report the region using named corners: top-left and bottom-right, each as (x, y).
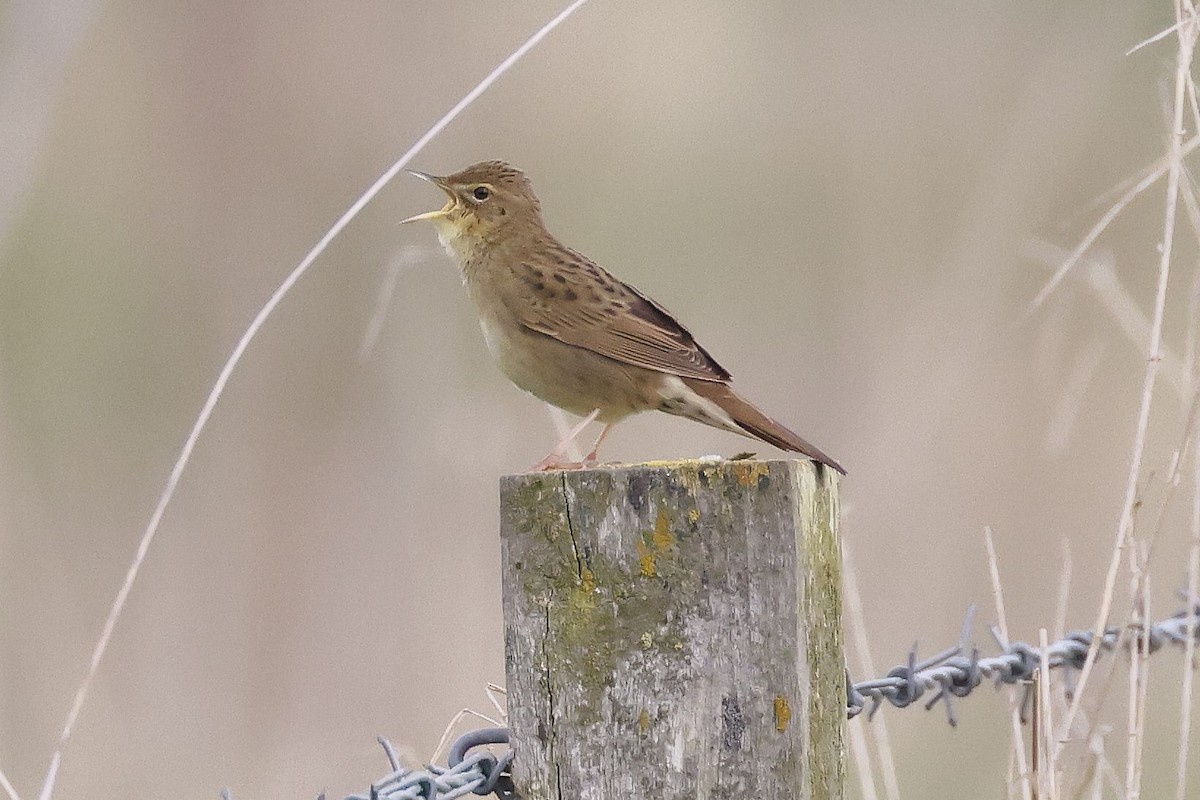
top-left (501, 459), bottom-right (844, 799)
top-left (801, 468), bottom-right (846, 798)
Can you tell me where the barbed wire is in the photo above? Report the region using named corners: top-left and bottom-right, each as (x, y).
top-left (344, 603), bottom-right (1200, 799)
top-left (340, 728), bottom-right (516, 800)
top-left (848, 600), bottom-right (1200, 725)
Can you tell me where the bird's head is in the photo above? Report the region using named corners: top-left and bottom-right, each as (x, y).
top-left (402, 160), bottom-right (544, 261)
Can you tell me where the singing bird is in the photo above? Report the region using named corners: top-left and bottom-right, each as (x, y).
top-left (402, 161), bottom-right (844, 474)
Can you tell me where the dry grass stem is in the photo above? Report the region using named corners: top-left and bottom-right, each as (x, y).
top-left (985, 526), bottom-right (1034, 800)
top-left (1025, 132), bottom-right (1200, 315)
top-left (1186, 51), bottom-right (1200, 129)
top-left (846, 715), bottom-right (881, 800)
top-left (1124, 581), bottom-right (1151, 800)
top-left (1176, 167), bottom-right (1200, 252)
top-left (1054, 540), bottom-right (1073, 642)
top-left (1142, 385), bottom-right (1200, 570)
top-left (1068, 627), bottom-right (1131, 797)
top-left (428, 682), bottom-right (509, 764)
top-left (1009, 747), bottom-right (1021, 800)
top-left (356, 245), bottom-right (432, 362)
top-left (1032, 667), bottom-right (1042, 800)
top-left (1023, 240), bottom-right (1186, 400)
top-left (1038, 629), bottom-right (1060, 800)
top-left (1185, 265), bottom-right (1200, 389)
top-left (1175, 157), bottom-right (1200, 388)
top-left (1073, 726), bottom-right (1120, 800)
top-left (1057, 7), bottom-right (1199, 760)
top-left (32, 3), bottom-right (594, 798)
top-left (484, 682), bottom-right (507, 719)
top-left (1125, 14), bottom-right (1191, 56)
top-left (0, 767), bottom-right (20, 800)
top-left (841, 541), bottom-right (898, 800)
top-left (429, 707), bottom-right (507, 766)
top-left (1073, 731), bottom-right (1099, 800)
top-left (1044, 336), bottom-right (1107, 455)
top-left (1175, 457), bottom-right (1200, 800)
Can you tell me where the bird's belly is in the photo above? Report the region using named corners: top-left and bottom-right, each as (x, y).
top-left (476, 313), bottom-right (656, 421)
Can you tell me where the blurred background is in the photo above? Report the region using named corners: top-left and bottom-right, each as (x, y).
top-left (2, 1), bottom-right (1197, 797)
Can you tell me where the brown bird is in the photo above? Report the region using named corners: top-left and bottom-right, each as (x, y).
top-left (402, 160), bottom-right (844, 474)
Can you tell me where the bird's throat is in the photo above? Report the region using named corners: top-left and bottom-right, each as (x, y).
top-left (432, 219), bottom-right (483, 271)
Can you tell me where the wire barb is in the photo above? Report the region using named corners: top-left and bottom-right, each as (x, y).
top-left (345, 729), bottom-right (517, 800)
top-left (345, 605), bottom-right (1200, 798)
top-left (846, 604), bottom-right (1200, 721)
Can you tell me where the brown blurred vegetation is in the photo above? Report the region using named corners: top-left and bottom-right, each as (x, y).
top-left (1, 2), bottom-right (1196, 797)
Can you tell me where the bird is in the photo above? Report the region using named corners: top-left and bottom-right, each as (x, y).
top-left (401, 160), bottom-right (844, 474)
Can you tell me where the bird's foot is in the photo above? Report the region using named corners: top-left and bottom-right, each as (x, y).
top-left (530, 451), bottom-right (600, 472)
top-left (531, 459), bottom-right (585, 472)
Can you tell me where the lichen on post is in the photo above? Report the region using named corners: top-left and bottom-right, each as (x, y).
top-left (500, 458), bottom-right (844, 800)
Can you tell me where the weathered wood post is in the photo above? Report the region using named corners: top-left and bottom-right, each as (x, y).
top-left (500, 459), bottom-right (844, 799)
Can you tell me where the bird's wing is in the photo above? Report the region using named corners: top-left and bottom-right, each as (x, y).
top-left (508, 250), bottom-right (732, 383)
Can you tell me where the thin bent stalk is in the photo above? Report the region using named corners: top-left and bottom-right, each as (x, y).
top-left (33, 3), bottom-right (593, 799)
top-left (1055, 3), bottom-right (1198, 761)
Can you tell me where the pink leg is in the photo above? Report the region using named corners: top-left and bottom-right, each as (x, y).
top-left (531, 409), bottom-right (600, 471)
top-left (583, 422), bottom-right (617, 465)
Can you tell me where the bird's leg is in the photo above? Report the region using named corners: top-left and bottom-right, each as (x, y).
top-left (583, 422), bottom-right (617, 465)
top-left (531, 409), bottom-right (600, 471)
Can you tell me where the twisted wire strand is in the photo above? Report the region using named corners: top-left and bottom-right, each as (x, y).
top-left (343, 729), bottom-right (515, 800)
top-left (346, 606), bottom-right (1200, 798)
top-left (847, 603), bottom-right (1200, 725)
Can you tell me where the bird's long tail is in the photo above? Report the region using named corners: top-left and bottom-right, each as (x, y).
top-left (682, 378), bottom-right (846, 475)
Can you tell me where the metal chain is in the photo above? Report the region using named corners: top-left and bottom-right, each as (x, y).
top-left (348, 604), bottom-right (1200, 798)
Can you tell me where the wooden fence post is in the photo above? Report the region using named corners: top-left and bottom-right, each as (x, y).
top-left (500, 459), bottom-right (844, 799)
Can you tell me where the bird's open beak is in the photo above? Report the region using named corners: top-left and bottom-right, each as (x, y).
top-left (400, 170), bottom-right (457, 224)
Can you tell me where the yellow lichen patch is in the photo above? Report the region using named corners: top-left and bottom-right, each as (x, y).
top-left (640, 631), bottom-right (654, 649)
top-left (637, 510), bottom-right (676, 577)
top-left (653, 509), bottom-right (675, 550)
top-left (580, 565), bottom-right (596, 594)
top-left (733, 460), bottom-right (770, 487)
top-left (637, 540), bottom-right (656, 577)
top-left (774, 695), bottom-right (792, 732)
top-left (688, 508), bottom-right (700, 524)
top-left (638, 708), bottom-right (651, 734)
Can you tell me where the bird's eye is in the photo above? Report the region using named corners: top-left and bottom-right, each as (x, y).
top-left (472, 186), bottom-right (491, 201)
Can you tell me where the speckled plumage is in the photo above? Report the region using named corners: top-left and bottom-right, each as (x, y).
top-left (403, 160), bottom-right (844, 474)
